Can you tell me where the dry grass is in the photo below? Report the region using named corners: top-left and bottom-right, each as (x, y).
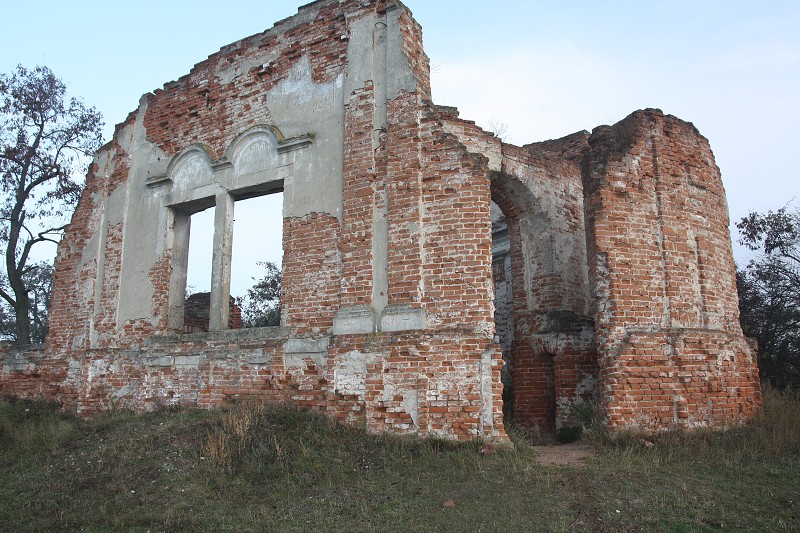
top-left (203, 399), bottom-right (267, 471)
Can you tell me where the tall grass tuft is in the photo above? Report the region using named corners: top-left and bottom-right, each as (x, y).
top-left (742, 386), bottom-right (800, 458)
top-left (588, 386), bottom-right (800, 465)
top-left (203, 399), bottom-right (266, 472)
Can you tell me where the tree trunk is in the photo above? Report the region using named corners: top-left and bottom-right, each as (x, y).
top-left (12, 287), bottom-right (31, 344)
top-left (6, 204), bottom-right (30, 344)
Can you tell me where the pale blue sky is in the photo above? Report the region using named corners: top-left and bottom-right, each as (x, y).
top-left (3, 1), bottom-right (799, 294)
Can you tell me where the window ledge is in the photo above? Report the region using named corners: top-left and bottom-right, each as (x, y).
top-left (145, 326), bottom-right (291, 346)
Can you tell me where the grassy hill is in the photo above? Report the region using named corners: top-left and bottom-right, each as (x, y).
top-left (1, 391), bottom-right (798, 532)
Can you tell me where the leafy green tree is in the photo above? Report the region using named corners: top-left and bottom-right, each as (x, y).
top-left (240, 261), bottom-right (281, 327)
top-left (0, 65), bottom-right (102, 343)
top-left (737, 204), bottom-right (800, 388)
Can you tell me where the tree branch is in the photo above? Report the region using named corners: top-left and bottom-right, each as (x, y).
top-left (0, 286), bottom-right (15, 307)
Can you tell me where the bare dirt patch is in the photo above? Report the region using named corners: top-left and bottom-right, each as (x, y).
top-left (533, 442), bottom-right (594, 467)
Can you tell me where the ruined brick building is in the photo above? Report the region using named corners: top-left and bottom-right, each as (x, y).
top-left (0, 0), bottom-right (761, 441)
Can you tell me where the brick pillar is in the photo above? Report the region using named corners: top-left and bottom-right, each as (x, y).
top-left (582, 109), bottom-right (761, 430)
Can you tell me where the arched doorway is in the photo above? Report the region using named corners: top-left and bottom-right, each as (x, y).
top-left (490, 177), bottom-right (557, 436)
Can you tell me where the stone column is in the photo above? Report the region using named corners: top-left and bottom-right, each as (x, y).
top-left (209, 191), bottom-right (234, 331)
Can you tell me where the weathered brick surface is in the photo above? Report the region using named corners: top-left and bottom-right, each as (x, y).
top-left (418, 105), bottom-right (495, 331)
top-left (282, 213), bottom-right (342, 334)
top-left (0, 2), bottom-right (759, 440)
top-left (441, 111), bottom-right (598, 432)
top-left (44, 128), bottom-right (134, 352)
top-left (340, 82), bottom-right (377, 307)
top-left (141, 2), bottom-right (353, 160)
top-left (439, 103), bottom-right (758, 433)
top-left (582, 109), bottom-right (761, 429)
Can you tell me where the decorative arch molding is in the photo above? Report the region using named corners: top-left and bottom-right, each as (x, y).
top-left (223, 124), bottom-right (314, 170)
top-left (146, 125), bottom-right (313, 200)
top-left (144, 144), bottom-right (215, 190)
top-left (167, 144), bottom-right (217, 179)
top-left (225, 124), bottom-right (287, 163)
top-left (227, 126), bottom-right (281, 180)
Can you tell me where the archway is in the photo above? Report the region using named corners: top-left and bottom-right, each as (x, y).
top-left (490, 174), bottom-right (557, 436)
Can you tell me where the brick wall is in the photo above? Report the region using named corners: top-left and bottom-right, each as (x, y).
top-left (183, 293), bottom-right (242, 333)
top-left (440, 110), bottom-right (597, 434)
top-left (282, 213), bottom-right (342, 335)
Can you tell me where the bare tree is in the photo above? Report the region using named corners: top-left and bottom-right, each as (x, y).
top-left (0, 66), bottom-right (103, 344)
top-left (486, 118), bottom-right (509, 140)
